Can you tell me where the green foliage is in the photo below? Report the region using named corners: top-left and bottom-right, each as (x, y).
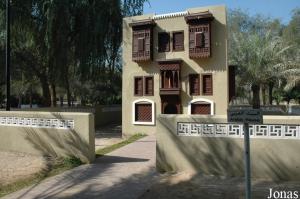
top-left (0, 0), bottom-right (147, 107)
top-left (58, 156), bottom-right (83, 168)
top-left (228, 9), bottom-right (300, 105)
top-left (273, 88), bottom-right (285, 105)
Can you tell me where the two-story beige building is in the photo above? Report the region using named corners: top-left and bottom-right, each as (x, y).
top-left (122, 5), bottom-right (235, 135)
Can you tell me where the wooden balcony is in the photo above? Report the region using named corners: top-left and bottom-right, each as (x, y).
top-left (160, 87), bottom-right (180, 95)
top-left (160, 70), bottom-right (180, 95)
top-left (158, 59), bottom-right (182, 96)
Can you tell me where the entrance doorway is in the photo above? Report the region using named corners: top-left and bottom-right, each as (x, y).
top-left (161, 95), bottom-right (181, 114)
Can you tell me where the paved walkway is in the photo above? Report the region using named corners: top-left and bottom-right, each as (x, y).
top-left (95, 123), bottom-right (123, 150)
top-left (3, 135), bottom-right (157, 199)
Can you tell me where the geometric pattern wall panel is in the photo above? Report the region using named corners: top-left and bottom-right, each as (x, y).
top-left (0, 117), bottom-right (74, 129)
top-left (177, 122), bottom-right (300, 139)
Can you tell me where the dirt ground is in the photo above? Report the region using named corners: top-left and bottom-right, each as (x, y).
top-left (139, 172), bottom-right (300, 199)
top-left (0, 123), bottom-right (123, 186)
top-left (0, 151), bottom-right (47, 185)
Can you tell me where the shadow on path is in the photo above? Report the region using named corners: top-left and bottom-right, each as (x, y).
top-left (4, 135), bottom-right (157, 199)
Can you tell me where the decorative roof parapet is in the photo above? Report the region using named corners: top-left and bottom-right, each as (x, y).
top-left (153, 11), bottom-right (188, 20)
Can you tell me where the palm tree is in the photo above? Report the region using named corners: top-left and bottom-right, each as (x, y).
top-left (274, 50), bottom-right (300, 92)
top-left (230, 30), bottom-right (291, 108)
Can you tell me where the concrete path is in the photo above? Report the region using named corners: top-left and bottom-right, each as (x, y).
top-left (95, 123), bottom-right (123, 151)
top-left (3, 135), bottom-right (157, 199)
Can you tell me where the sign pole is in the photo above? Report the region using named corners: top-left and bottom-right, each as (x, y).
top-left (228, 108), bottom-right (262, 199)
top-left (243, 122), bottom-right (251, 199)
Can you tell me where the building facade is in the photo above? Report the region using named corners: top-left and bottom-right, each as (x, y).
top-left (122, 5), bottom-right (234, 135)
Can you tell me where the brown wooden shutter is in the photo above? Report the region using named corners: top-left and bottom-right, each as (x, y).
top-left (135, 103), bottom-right (152, 122)
top-left (189, 74), bottom-right (200, 95)
top-left (134, 77), bottom-right (143, 96)
top-left (145, 28), bottom-right (151, 57)
top-left (145, 76), bottom-right (154, 95)
top-left (158, 32), bottom-right (170, 52)
top-left (132, 32), bottom-right (139, 57)
top-left (189, 27), bottom-right (196, 49)
top-left (202, 74), bottom-right (213, 95)
top-left (195, 32), bottom-right (205, 48)
top-left (204, 28), bottom-right (210, 48)
top-left (191, 103), bottom-right (211, 115)
top-left (138, 37), bottom-right (145, 52)
top-left (173, 31), bottom-right (184, 51)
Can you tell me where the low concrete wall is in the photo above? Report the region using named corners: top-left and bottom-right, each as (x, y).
top-left (156, 114), bottom-right (300, 180)
top-left (11, 104), bottom-right (122, 128)
top-left (0, 111), bottom-right (95, 163)
top-left (94, 105), bottom-right (122, 127)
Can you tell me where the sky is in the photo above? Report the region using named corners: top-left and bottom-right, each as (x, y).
top-left (143, 0), bottom-right (300, 24)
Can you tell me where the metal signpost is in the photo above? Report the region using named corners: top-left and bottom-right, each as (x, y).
top-left (228, 108), bottom-right (263, 199)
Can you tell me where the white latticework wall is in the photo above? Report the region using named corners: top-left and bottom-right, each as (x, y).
top-left (177, 122), bottom-right (300, 139)
top-left (0, 117), bottom-right (74, 129)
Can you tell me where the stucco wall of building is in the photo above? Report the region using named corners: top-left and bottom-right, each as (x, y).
top-left (122, 5), bottom-right (228, 136)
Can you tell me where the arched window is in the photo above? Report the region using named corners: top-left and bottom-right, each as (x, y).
top-left (188, 98), bottom-right (214, 115)
top-left (132, 99), bottom-right (155, 125)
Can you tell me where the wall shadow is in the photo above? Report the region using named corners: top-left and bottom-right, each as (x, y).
top-left (138, 172), bottom-right (300, 199)
top-left (8, 143), bottom-right (157, 199)
top-left (22, 112), bottom-right (93, 163)
top-left (156, 115), bottom-right (300, 181)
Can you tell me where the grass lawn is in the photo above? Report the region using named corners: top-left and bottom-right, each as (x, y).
top-left (0, 156), bottom-right (82, 198)
top-left (96, 133), bottom-right (146, 156)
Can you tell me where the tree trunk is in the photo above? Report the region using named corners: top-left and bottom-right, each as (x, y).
top-left (262, 84), bottom-right (266, 106)
top-left (40, 76), bottom-right (51, 107)
top-left (18, 95), bottom-right (22, 108)
top-left (251, 84), bottom-right (260, 109)
top-left (65, 78), bottom-right (71, 107)
top-left (50, 83), bottom-right (57, 107)
top-left (29, 86), bottom-right (32, 108)
top-left (268, 82), bottom-right (274, 105)
top-left (60, 96), bottom-right (64, 107)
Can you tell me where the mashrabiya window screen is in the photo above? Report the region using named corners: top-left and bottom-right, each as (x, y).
top-left (191, 103), bottom-right (211, 115)
top-left (189, 24), bottom-right (211, 57)
top-left (132, 28), bottom-right (152, 61)
top-left (135, 103), bottom-right (152, 122)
